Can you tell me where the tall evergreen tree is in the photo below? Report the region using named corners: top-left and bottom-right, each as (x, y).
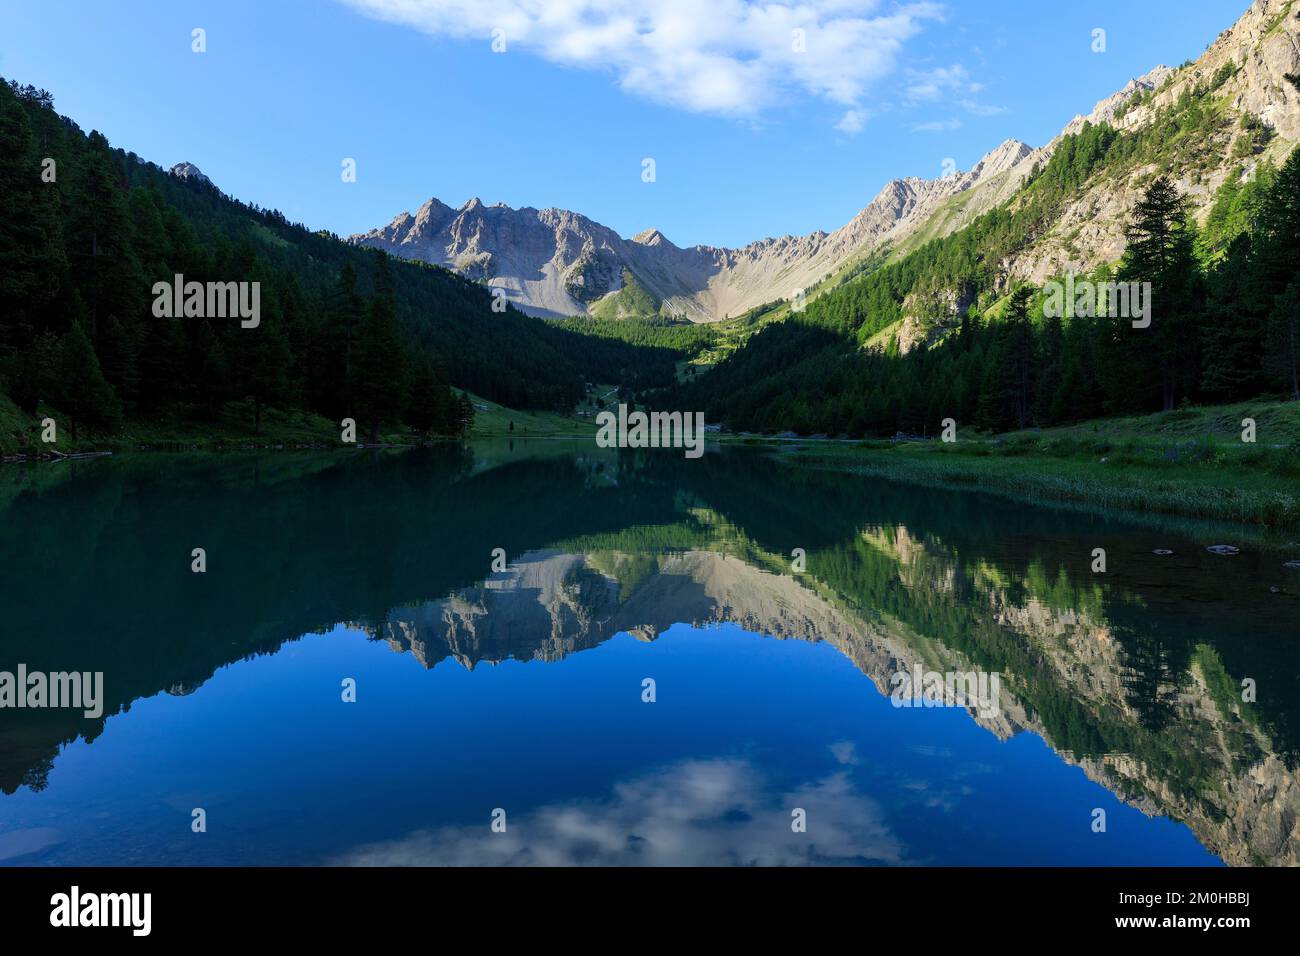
top-left (69, 131), bottom-right (142, 332)
top-left (315, 262), bottom-right (364, 419)
top-left (353, 251), bottom-right (407, 442)
top-left (192, 320), bottom-right (231, 421)
top-left (1003, 286), bottom-right (1036, 429)
top-left (50, 321), bottom-right (120, 441)
top-left (1201, 234), bottom-right (1264, 399)
top-left (1120, 175), bottom-right (1200, 410)
top-left (1255, 148), bottom-right (1300, 399)
top-left (0, 81), bottom-right (66, 375)
top-left (405, 352), bottom-right (456, 437)
top-left (1266, 281), bottom-right (1300, 401)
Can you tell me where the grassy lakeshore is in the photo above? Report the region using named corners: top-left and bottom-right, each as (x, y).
top-left (465, 392), bottom-right (592, 438)
top-left (1, 388), bottom-right (600, 457)
top-left (0, 395), bottom-right (437, 457)
top-left (773, 401), bottom-right (1300, 530)
top-left (7, 384), bottom-right (1298, 532)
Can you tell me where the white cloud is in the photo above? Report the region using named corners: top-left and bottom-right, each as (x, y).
top-left (905, 63), bottom-right (973, 102)
top-left (835, 108), bottom-right (871, 135)
top-left (912, 118), bottom-right (963, 132)
top-left (341, 0), bottom-right (945, 125)
top-left (331, 756), bottom-right (905, 866)
top-left (830, 739), bottom-right (860, 764)
top-left (959, 98), bottom-right (1008, 117)
top-left (902, 62), bottom-right (1003, 125)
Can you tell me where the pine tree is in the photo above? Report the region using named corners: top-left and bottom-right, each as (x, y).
top-left (405, 351), bottom-right (455, 437)
top-left (1201, 234), bottom-right (1264, 399)
top-left (316, 262), bottom-right (364, 418)
top-left (1003, 286), bottom-right (1036, 429)
top-left (1266, 281), bottom-right (1300, 401)
top-left (135, 314), bottom-right (188, 411)
top-left (192, 320), bottom-right (231, 421)
top-left (236, 284), bottom-right (293, 436)
top-left (69, 132), bottom-right (142, 332)
top-left (0, 81), bottom-right (66, 355)
top-left (1120, 175), bottom-right (1200, 410)
top-left (1254, 148), bottom-right (1300, 399)
top-left (51, 321), bottom-right (120, 441)
top-left (12, 331), bottom-right (59, 414)
top-left (353, 251), bottom-right (407, 442)
top-left (95, 311), bottom-right (139, 406)
top-left (1035, 309), bottom-right (1064, 424)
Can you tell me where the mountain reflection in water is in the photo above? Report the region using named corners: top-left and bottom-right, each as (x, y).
top-left (0, 442), bottom-right (1296, 866)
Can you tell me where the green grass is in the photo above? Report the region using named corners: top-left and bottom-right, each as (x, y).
top-left (686, 307), bottom-right (783, 373)
top-left (1264, 0), bottom-right (1296, 36)
top-left (774, 400), bottom-right (1300, 530)
top-left (888, 182), bottom-right (989, 259)
top-left (0, 389), bottom-right (29, 454)
top-left (0, 387), bottom-right (599, 456)
top-left (465, 392), bottom-right (593, 437)
top-left (861, 319), bottom-right (901, 351)
top-left (1192, 644), bottom-right (1260, 732)
top-left (248, 221), bottom-right (292, 249)
top-left (1, 400), bottom-right (434, 456)
top-left (460, 391), bottom-right (1300, 530)
top-left (589, 269), bottom-right (661, 320)
top-left (1029, 400), bottom-right (1300, 445)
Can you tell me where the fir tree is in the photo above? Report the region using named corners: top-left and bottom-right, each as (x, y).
top-left (51, 321), bottom-right (120, 441)
top-left (353, 251), bottom-right (407, 442)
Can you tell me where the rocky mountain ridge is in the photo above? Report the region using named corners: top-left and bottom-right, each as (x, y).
top-left (349, 134), bottom-right (1040, 322)
top-left (350, 1), bottom-right (1299, 326)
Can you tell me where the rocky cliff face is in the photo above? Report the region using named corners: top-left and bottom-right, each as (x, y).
top-left (350, 1), bottom-right (1300, 326)
top-left (1006, 0), bottom-right (1300, 286)
top-left (349, 137), bottom-right (1036, 321)
top-left (871, 0), bottom-right (1300, 352)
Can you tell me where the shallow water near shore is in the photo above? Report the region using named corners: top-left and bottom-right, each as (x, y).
top-left (1, 442), bottom-right (1297, 866)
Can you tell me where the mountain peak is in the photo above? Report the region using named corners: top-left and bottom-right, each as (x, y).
top-left (632, 228), bottom-right (674, 248)
top-left (168, 162), bottom-right (210, 185)
top-left (1063, 64), bottom-right (1174, 137)
top-left (970, 139), bottom-right (1034, 180)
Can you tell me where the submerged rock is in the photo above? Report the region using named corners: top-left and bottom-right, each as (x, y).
top-left (1206, 545), bottom-right (1241, 555)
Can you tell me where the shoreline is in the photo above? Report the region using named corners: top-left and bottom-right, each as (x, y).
top-left (776, 441), bottom-right (1300, 532)
top-left (6, 417), bottom-right (1297, 533)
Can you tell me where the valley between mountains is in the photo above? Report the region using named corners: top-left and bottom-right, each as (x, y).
top-left (2, 1), bottom-right (1299, 531)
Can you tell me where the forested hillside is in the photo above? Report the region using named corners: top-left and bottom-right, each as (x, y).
top-left (681, 99), bottom-right (1300, 437)
top-left (0, 78), bottom-right (686, 447)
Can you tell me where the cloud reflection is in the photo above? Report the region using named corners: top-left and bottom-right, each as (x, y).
top-left (333, 755), bottom-right (904, 866)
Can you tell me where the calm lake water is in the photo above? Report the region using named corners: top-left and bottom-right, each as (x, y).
top-left (1, 442), bottom-right (1297, 866)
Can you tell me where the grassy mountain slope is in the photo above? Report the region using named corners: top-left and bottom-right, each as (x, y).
top-left (590, 268), bottom-right (661, 320)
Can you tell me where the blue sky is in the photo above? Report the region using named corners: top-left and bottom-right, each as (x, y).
top-left (0, 0), bottom-right (1247, 249)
